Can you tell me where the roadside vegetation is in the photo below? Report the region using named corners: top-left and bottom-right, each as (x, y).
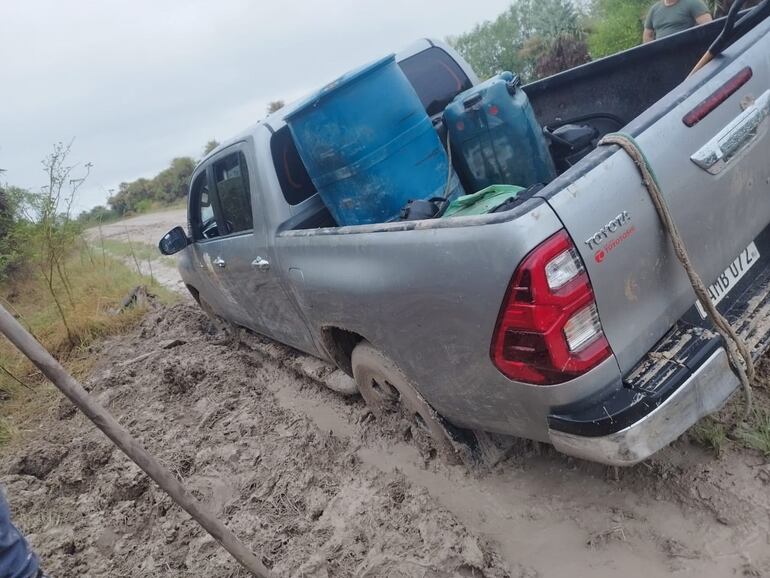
top-left (0, 144), bottom-right (175, 447)
top-left (448, 0), bottom-right (735, 82)
top-left (100, 238), bottom-right (176, 270)
top-left (80, 100), bottom-right (287, 224)
top-left (689, 403), bottom-right (770, 458)
top-left (738, 410), bottom-right (770, 456)
top-left (75, 139), bottom-right (218, 225)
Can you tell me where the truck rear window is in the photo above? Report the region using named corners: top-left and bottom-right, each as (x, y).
top-left (398, 46), bottom-right (472, 117)
top-left (271, 126), bottom-right (317, 206)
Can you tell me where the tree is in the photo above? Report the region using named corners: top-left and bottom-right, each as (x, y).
top-left (266, 100), bottom-right (285, 114)
top-left (153, 157), bottom-right (196, 204)
top-left (448, 0), bottom-right (589, 82)
top-left (587, 0), bottom-right (648, 58)
top-left (106, 156), bottom-right (195, 215)
top-left (448, 9), bottom-right (525, 80)
top-left (203, 139), bottom-right (219, 155)
top-left (517, 0), bottom-right (590, 79)
top-left (76, 204), bottom-right (117, 225)
top-left (0, 184), bottom-right (28, 279)
top-left (525, 35), bottom-right (592, 79)
top-left (23, 142), bottom-right (91, 344)
top-left (517, 0), bottom-right (585, 41)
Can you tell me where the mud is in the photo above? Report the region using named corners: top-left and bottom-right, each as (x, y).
top-left (88, 209), bottom-right (187, 248)
top-left (2, 302), bottom-right (770, 577)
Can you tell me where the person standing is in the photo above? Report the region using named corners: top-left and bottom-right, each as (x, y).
top-left (643, 0), bottom-right (713, 42)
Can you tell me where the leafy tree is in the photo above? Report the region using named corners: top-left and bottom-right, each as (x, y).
top-left (267, 100), bottom-right (285, 114)
top-left (203, 139), bottom-right (219, 155)
top-left (153, 157), bottom-right (196, 204)
top-left (517, 0), bottom-right (585, 41)
top-left (0, 184), bottom-right (28, 279)
top-left (448, 0), bottom-right (589, 82)
top-left (448, 9), bottom-right (526, 80)
top-left (587, 0), bottom-right (648, 58)
top-left (107, 157), bottom-right (195, 215)
top-left (16, 142), bottom-right (91, 344)
top-left (526, 35), bottom-right (592, 79)
top-left (76, 204), bottom-right (118, 225)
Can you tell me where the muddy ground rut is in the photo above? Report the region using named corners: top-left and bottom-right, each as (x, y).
top-left (2, 302), bottom-right (770, 577)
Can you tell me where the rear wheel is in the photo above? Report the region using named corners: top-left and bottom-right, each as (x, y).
top-left (351, 342), bottom-right (462, 464)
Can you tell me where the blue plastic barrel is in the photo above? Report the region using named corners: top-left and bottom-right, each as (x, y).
top-left (285, 55), bottom-right (462, 226)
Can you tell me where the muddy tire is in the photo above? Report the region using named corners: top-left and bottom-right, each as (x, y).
top-left (197, 295), bottom-right (219, 322)
top-left (198, 296), bottom-right (241, 343)
top-left (351, 341), bottom-right (462, 464)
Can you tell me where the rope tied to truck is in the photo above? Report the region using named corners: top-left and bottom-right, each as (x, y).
top-left (598, 132), bottom-right (755, 424)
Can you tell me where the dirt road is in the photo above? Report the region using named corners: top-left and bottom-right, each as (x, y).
top-left (85, 208), bottom-right (188, 292)
top-left (11, 210), bottom-right (766, 576)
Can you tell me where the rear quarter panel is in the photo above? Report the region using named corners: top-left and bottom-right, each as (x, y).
top-left (275, 199), bottom-right (622, 439)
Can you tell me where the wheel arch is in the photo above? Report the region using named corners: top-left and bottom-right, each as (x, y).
top-left (319, 326), bottom-right (366, 376)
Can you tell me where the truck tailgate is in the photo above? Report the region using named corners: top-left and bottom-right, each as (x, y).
top-left (543, 22), bottom-right (770, 375)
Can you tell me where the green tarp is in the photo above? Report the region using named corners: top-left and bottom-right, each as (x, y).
top-left (442, 184), bottom-right (524, 217)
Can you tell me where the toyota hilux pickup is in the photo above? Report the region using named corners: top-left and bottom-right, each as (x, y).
top-left (160, 10), bottom-right (770, 465)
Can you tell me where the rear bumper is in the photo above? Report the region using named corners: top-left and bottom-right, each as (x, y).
top-left (548, 347), bottom-right (738, 466)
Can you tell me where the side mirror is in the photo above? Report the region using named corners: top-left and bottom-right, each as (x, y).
top-left (158, 226), bottom-right (189, 255)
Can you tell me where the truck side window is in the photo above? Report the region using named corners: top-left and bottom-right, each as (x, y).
top-left (213, 152), bottom-right (253, 234)
top-left (191, 171), bottom-right (220, 240)
top-left (270, 126), bottom-right (317, 206)
top-left (398, 47), bottom-right (472, 117)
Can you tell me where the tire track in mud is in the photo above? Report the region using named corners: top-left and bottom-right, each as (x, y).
top-left (4, 302), bottom-right (769, 577)
top-left (261, 329), bottom-right (770, 578)
top-left (269, 360), bottom-right (770, 577)
top-left (1, 304), bottom-right (515, 577)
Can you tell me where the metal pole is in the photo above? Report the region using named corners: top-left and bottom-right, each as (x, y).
top-left (0, 304), bottom-right (272, 578)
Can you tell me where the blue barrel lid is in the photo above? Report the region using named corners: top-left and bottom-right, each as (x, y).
top-left (285, 54), bottom-right (396, 120)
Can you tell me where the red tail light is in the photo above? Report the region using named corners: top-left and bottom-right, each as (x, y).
top-left (491, 230), bottom-right (612, 384)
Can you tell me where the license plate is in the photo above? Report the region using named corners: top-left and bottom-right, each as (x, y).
top-left (696, 241), bottom-right (760, 318)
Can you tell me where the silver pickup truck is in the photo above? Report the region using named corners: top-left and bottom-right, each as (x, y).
top-left (160, 14), bottom-right (770, 466)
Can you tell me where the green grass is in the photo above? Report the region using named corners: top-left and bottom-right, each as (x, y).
top-left (738, 411), bottom-right (770, 457)
top-left (691, 407), bottom-right (770, 458)
top-left (690, 417), bottom-right (728, 457)
top-left (126, 198), bottom-right (186, 217)
top-left (100, 239), bottom-right (176, 268)
top-left (0, 418), bottom-right (14, 446)
top-left (0, 244), bottom-right (177, 447)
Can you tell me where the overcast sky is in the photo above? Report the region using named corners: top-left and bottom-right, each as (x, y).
top-left (1, 0), bottom-right (513, 213)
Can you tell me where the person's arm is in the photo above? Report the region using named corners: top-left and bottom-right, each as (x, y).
top-left (695, 12), bottom-right (713, 24)
top-left (691, 0), bottom-right (713, 24)
top-left (643, 6), bottom-right (656, 43)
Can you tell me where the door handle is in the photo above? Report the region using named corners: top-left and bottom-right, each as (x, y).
top-left (691, 89), bottom-right (770, 175)
top-left (213, 256), bottom-right (226, 268)
top-left (251, 256), bottom-right (270, 271)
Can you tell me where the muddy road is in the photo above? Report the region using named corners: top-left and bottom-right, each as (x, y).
top-left (85, 208), bottom-right (188, 292)
top-left (3, 299), bottom-right (770, 577)
top-left (10, 211), bottom-right (765, 576)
